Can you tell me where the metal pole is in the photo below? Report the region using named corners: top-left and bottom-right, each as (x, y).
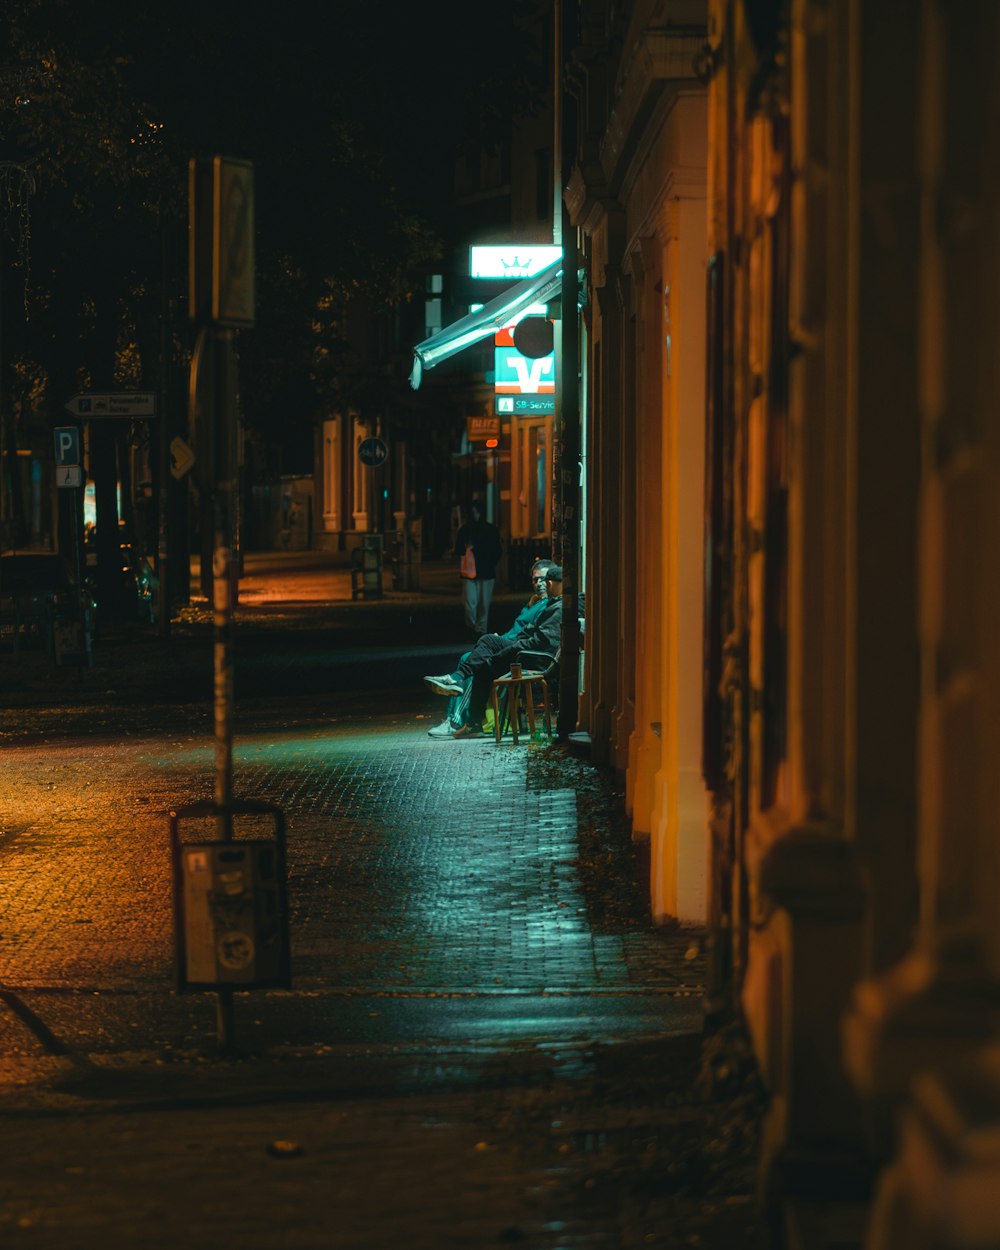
top-left (0, 226), bottom-right (4, 549)
top-left (215, 988), bottom-right (235, 1052)
top-left (213, 328), bottom-right (237, 841)
top-left (71, 482), bottom-right (85, 676)
top-left (187, 156), bottom-right (255, 1054)
top-left (212, 327), bottom-right (238, 1051)
top-left (157, 217), bottom-right (171, 639)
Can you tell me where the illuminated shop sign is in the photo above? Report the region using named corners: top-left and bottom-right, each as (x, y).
top-left (497, 396), bottom-right (555, 415)
top-left (467, 415), bottom-right (500, 441)
top-left (494, 348), bottom-right (555, 394)
top-left (469, 245), bottom-right (562, 279)
top-left (493, 303), bottom-right (555, 395)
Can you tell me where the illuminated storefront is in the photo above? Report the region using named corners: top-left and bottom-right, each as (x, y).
top-left (410, 250), bottom-right (561, 549)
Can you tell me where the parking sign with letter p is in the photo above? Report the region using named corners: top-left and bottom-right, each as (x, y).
top-left (53, 426), bottom-right (80, 466)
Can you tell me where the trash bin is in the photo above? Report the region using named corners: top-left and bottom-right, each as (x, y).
top-left (52, 589), bottom-right (94, 667)
top-left (390, 513), bottom-right (422, 591)
top-left (350, 533), bottom-right (384, 600)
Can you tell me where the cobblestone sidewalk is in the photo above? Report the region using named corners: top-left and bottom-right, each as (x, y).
top-left (0, 594), bottom-right (765, 1249)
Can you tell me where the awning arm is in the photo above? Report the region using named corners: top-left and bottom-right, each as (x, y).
top-left (409, 258), bottom-right (562, 390)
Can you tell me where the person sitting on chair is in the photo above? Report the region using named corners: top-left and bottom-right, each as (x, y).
top-left (426, 559), bottom-right (552, 734)
top-left (424, 565), bottom-right (563, 739)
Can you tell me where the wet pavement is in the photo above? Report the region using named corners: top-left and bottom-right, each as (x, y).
top-left (0, 554), bottom-right (766, 1249)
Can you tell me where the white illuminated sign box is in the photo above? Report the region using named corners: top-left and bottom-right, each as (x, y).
top-left (469, 245), bottom-right (561, 279)
top-left (494, 349), bottom-right (555, 394)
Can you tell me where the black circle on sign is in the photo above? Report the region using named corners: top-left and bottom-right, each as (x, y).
top-left (512, 316), bottom-right (554, 359)
top-left (358, 437), bottom-right (388, 466)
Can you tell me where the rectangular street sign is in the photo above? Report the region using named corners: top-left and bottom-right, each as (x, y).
top-left (467, 415), bottom-right (500, 441)
top-left (57, 465), bottom-right (84, 489)
top-left (53, 426), bottom-right (81, 465)
top-left (513, 395), bottom-right (555, 414)
top-left (189, 156), bottom-right (255, 328)
top-left (64, 392), bottom-right (156, 418)
top-left (496, 395), bottom-right (555, 416)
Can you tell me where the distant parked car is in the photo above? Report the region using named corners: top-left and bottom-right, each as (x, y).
top-left (0, 552), bottom-right (95, 652)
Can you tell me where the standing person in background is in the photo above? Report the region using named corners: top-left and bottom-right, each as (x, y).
top-left (455, 500), bottom-right (502, 636)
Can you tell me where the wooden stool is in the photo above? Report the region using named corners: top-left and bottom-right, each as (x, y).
top-left (490, 668), bottom-right (552, 745)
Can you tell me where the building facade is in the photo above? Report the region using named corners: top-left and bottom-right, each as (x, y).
top-left (567, 0), bottom-right (710, 924)
top-left (563, 0), bottom-right (1000, 1244)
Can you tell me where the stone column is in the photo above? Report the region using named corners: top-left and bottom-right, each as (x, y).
top-left (351, 416), bottom-right (370, 532)
top-left (587, 225), bottom-right (625, 765)
top-left (613, 268), bottom-right (636, 773)
top-left (740, 0), bottom-right (871, 1195)
top-left (321, 416), bottom-right (342, 535)
top-left (625, 235), bottom-right (665, 840)
top-left (847, 6), bottom-right (1000, 1246)
top-left (649, 194), bottom-right (709, 924)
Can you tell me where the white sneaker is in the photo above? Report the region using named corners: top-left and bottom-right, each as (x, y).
top-left (427, 719), bottom-right (476, 740)
top-left (424, 674), bottom-right (463, 696)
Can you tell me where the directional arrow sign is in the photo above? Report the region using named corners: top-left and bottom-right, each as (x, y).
top-left (57, 466), bottom-right (84, 489)
top-left (64, 392), bottom-right (156, 418)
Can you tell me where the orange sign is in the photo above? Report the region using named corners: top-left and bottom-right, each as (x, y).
top-left (467, 416), bottom-right (500, 441)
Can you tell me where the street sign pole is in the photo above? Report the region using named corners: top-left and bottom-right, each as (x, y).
top-left (213, 327), bottom-right (238, 847)
top-left (52, 426), bottom-right (88, 669)
top-left (187, 155), bottom-right (258, 1053)
top-left (202, 325), bottom-right (239, 1052)
top-left (158, 223), bottom-right (172, 641)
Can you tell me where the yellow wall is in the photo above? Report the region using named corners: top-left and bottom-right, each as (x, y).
top-left (569, 71), bottom-right (709, 925)
top-left (644, 193), bottom-right (709, 923)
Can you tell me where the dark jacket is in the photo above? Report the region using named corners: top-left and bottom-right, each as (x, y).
top-left (499, 594), bottom-right (548, 643)
top-left (511, 595), bottom-right (562, 656)
top-left (455, 518), bottom-right (502, 581)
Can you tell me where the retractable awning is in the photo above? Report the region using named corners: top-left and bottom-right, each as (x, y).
top-left (409, 258), bottom-right (562, 390)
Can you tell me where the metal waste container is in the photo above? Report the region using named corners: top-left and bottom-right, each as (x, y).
top-left (350, 533), bottom-right (383, 600)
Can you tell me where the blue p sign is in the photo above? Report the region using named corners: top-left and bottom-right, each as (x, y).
top-left (54, 427), bottom-right (80, 466)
